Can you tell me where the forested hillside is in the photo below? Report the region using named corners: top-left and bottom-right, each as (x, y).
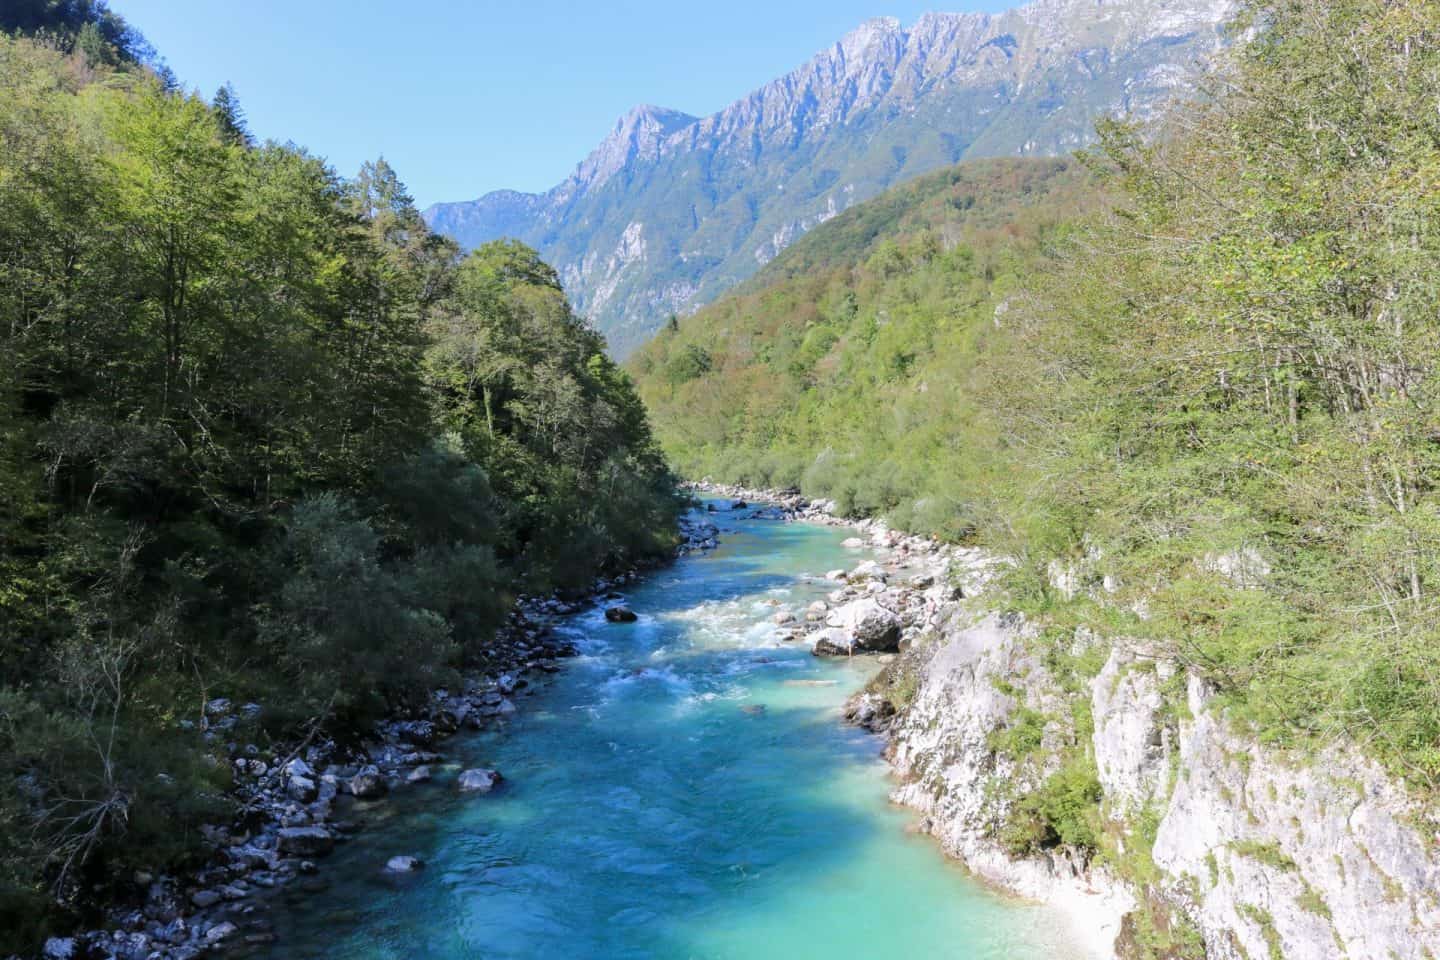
top-left (0, 21), bottom-right (677, 951)
top-left (632, 0), bottom-right (1440, 793)
top-left (631, 157), bottom-right (1100, 536)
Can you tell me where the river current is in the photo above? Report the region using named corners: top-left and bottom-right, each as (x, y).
top-left (259, 504), bottom-right (1086, 959)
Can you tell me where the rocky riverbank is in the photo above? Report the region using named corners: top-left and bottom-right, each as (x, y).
top-left (692, 482), bottom-right (1440, 960)
top-left (32, 519), bottom-right (724, 960)
top-left (689, 481), bottom-right (1127, 955)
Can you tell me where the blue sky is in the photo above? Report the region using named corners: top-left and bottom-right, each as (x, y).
top-left (112, 1), bottom-right (1007, 207)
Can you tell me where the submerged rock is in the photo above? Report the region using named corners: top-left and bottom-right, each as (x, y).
top-left (385, 855), bottom-right (425, 873)
top-left (605, 606), bottom-right (638, 623)
top-left (277, 826), bottom-right (335, 857)
top-left (205, 921), bottom-right (238, 944)
top-left (457, 768), bottom-right (502, 794)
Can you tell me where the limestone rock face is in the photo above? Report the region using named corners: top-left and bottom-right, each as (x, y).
top-left (1089, 650), bottom-right (1169, 816)
top-left (878, 609), bottom-right (1440, 960)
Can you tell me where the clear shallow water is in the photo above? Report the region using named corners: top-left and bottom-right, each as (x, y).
top-left (260, 507), bottom-right (1086, 960)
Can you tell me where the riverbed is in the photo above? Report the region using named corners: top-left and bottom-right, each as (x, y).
top-left (256, 504), bottom-right (1088, 959)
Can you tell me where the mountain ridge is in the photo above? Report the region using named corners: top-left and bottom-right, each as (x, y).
top-left (425, 0), bottom-right (1235, 354)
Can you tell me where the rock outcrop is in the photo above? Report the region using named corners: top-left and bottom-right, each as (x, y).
top-left (874, 605), bottom-right (1440, 959)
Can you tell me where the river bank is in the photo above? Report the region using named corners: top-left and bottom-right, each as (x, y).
top-left (692, 481), bottom-right (1440, 960)
top-left (31, 516), bottom-right (723, 960)
top-left (244, 494), bottom-right (1090, 959)
top-left (687, 481), bottom-right (1129, 959)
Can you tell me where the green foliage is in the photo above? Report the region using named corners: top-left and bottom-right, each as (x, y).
top-left (0, 36), bottom-right (679, 952)
top-left (0, 0), bottom-right (149, 64)
top-left (1116, 891), bottom-right (1207, 960)
top-left (987, 707), bottom-right (1047, 760)
top-left (631, 0), bottom-right (1440, 788)
top-left (1230, 840), bottom-right (1298, 873)
top-left (1000, 753), bottom-right (1103, 857)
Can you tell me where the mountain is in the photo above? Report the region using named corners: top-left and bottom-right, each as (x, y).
top-left (425, 0), bottom-right (1235, 355)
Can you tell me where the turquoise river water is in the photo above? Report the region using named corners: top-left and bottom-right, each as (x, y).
top-left (259, 505), bottom-right (1086, 959)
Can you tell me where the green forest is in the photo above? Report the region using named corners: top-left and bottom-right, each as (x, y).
top-left (633, 0), bottom-right (1440, 790)
top-left (0, 7), bottom-right (677, 949)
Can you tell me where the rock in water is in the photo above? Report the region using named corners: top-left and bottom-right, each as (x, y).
top-left (457, 768), bottom-right (502, 793)
top-left (849, 560), bottom-right (888, 582)
top-left (385, 855), bottom-right (425, 873)
top-left (811, 627), bottom-right (856, 657)
top-left (812, 597), bottom-right (903, 655)
top-left (276, 826), bottom-right (335, 857)
top-left (205, 922), bottom-right (238, 944)
top-left (605, 606), bottom-right (638, 623)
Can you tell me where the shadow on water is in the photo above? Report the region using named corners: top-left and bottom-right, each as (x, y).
top-left (254, 504), bottom-right (1086, 960)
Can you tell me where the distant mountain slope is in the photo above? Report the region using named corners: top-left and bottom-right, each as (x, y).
top-left (625, 156), bottom-right (1101, 525)
top-left (426, 0), bottom-right (1234, 355)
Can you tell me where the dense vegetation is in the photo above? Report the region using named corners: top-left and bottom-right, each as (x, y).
top-left (0, 25), bottom-right (677, 951)
top-left (632, 157), bottom-right (1098, 537)
top-left (633, 0), bottom-right (1440, 795)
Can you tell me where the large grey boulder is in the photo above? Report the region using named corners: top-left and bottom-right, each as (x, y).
top-left (812, 597), bottom-right (902, 655)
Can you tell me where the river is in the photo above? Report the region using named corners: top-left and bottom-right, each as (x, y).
top-left (256, 503), bottom-right (1087, 959)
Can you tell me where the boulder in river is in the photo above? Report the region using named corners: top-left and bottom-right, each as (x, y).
top-left (849, 560), bottom-right (888, 582)
top-left (811, 628), bottom-right (856, 657)
top-left (385, 855), bottom-right (425, 873)
top-left (457, 768), bottom-right (502, 794)
top-left (205, 922), bottom-right (238, 945)
top-left (605, 606), bottom-right (638, 623)
top-left (812, 598), bottom-right (903, 655)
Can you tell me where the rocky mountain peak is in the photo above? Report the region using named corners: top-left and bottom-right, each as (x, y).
top-left (425, 0), bottom-right (1237, 356)
top-left (567, 104), bottom-right (698, 196)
